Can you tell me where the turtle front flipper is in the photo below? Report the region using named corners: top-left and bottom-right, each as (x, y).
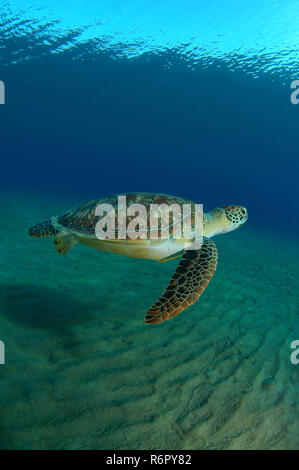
top-left (145, 237), bottom-right (218, 324)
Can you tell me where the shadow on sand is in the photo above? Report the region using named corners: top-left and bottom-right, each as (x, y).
top-left (0, 284), bottom-right (99, 344)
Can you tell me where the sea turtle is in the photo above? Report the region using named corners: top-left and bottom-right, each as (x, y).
top-left (29, 193), bottom-right (248, 324)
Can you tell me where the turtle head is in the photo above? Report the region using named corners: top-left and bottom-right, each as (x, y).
top-left (206, 205), bottom-right (248, 236)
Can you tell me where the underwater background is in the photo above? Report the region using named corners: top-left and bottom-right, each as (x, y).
top-left (0, 0), bottom-right (298, 450)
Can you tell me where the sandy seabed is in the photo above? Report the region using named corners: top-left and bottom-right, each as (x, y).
top-left (0, 194), bottom-right (298, 450)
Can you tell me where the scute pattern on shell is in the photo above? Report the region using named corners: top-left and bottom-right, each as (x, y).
top-left (57, 193), bottom-right (196, 237)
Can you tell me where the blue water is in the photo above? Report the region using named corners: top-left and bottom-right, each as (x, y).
top-left (1, 0), bottom-right (299, 237)
top-left (0, 0), bottom-right (299, 450)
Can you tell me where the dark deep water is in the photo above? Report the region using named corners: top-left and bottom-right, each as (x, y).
top-left (0, 0), bottom-right (299, 451)
top-left (2, 56), bottom-right (299, 239)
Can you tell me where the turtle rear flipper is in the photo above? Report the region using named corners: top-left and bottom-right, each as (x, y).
top-left (54, 234), bottom-right (77, 254)
top-left (29, 220), bottom-right (77, 254)
top-left (145, 237), bottom-right (218, 324)
top-left (29, 220), bottom-right (58, 238)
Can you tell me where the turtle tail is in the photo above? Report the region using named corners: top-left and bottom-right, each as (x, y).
top-left (29, 220), bottom-right (59, 238)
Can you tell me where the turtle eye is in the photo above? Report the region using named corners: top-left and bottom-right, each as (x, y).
top-left (240, 208), bottom-right (248, 219)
